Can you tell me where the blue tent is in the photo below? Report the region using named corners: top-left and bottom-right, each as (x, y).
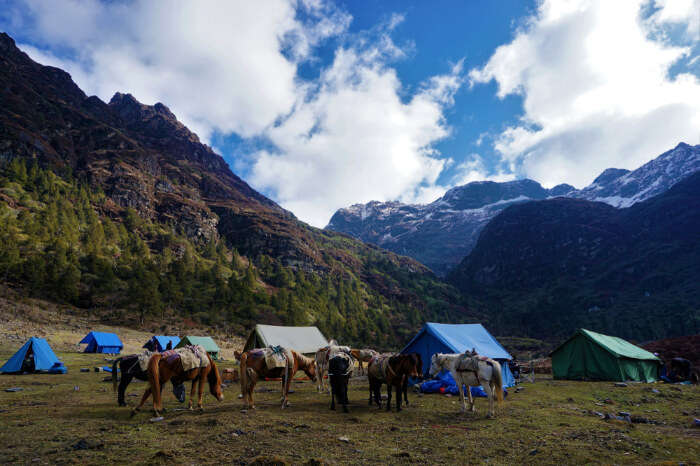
top-left (143, 336), bottom-right (180, 352)
top-left (401, 323), bottom-right (515, 388)
top-left (0, 337), bottom-right (66, 374)
top-left (79, 331), bottom-right (123, 354)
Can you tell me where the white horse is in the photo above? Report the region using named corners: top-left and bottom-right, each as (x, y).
top-left (429, 353), bottom-right (504, 418)
top-left (315, 340), bottom-right (351, 393)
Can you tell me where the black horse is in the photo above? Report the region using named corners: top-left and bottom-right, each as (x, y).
top-left (329, 354), bottom-right (353, 413)
top-left (112, 355), bottom-right (185, 406)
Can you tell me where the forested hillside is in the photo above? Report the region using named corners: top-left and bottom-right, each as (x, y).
top-left (0, 33), bottom-right (470, 347)
top-left (449, 172), bottom-right (700, 342)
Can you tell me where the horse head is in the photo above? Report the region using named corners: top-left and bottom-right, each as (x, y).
top-left (207, 357), bottom-right (224, 402)
top-left (298, 352), bottom-right (317, 382)
top-left (411, 353), bottom-right (423, 379)
top-left (429, 353), bottom-right (446, 377)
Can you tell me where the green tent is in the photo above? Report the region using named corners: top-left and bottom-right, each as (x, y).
top-left (551, 328), bottom-right (661, 382)
top-left (176, 336), bottom-right (221, 360)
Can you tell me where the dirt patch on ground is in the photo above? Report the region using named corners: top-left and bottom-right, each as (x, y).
top-left (0, 285), bottom-right (244, 357)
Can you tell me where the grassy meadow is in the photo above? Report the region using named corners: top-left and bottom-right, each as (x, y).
top-left (0, 345), bottom-right (698, 465)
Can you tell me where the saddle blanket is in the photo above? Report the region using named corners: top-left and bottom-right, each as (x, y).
top-left (137, 350), bottom-right (154, 372)
top-left (263, 346), bottom-right (292, 369)
top-left (368, 354), bottom-right (394, 381)
top-left (162, 345), bottom-right (210, 371)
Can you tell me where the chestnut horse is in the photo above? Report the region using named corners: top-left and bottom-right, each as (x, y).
top-left (350, 348), bottom-right (378, 376)
top-left (367, 353), bottom-right (421, 412)
top-left (239, 348), bottom-right (316, 409)
top-left (131, 351), bottom-right (223, 417)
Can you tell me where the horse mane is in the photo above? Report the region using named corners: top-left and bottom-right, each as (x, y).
top-left (207, 354), bottom-right (221, 388)
top-left (296, 351), bottom-right (314, 368)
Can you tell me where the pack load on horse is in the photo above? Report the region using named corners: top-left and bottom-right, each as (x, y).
top-left (350, 348), bottom-right (378, 376)
top-left (429, 349), bottom-right (504, 418)
top-left (111, 351), bottom-right (186, 407)
top-left (131, 345), bottom-right (223, 417)
top-left (367, 353), bottom-right (421, 412)
top-left (315, 340), bottom-right (352, 393)
top-left (239, 346), bottom-right (317, 409)
top-left (328, 351), bottom-right (355, 413)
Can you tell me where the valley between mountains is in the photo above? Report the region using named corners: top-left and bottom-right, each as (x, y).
top-left (1, 30), bottom-right (698, 345)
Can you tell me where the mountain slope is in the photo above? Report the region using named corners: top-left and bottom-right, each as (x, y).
top-left (327, 179), bottom-right (568, 275)
top-left (448, 171), bottom-right (700, 341)
top-left (0, 32), bottom-right (471, 345)
top-left (573, 143), bottom-right (700, 206)
top-left (326, 143), bottom-right (700, 275)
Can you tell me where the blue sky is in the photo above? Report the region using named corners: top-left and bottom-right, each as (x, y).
top-left (1, 0), bottom-right (699, 226)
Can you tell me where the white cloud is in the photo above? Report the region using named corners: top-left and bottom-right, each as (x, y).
top-left (649, 0), bottom-right (700, 40)
top-left (451, 154), bottom-right (516, 186)
top-left (7, 0), bottom-right (350, 140)
top-left (470, 0), bottom-right (700, 188)
top-left (249, 34), bottom-right (465, 227)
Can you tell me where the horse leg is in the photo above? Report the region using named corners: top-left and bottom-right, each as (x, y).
top-left (197, 371), bottom-right (206, 411)
top-left (402, 376), bottom-right (409, 406)
top-left (368, 379), bottom-right (373, 406)
top-left (395, 383), bottom-right (401, 412)
top-left (458, 379), bottom-right (467, 414)
top-left (385, 383), bottom-right (392, 412)
top-left (188, 379), bottom-right (197, 410)
top-left (483, 381), bottom-right (494, 418)
top-left (131, 387), bottom-right (151, 417)
top-left (467, 380), bottom-right (475, 413)
top-left (118, 373), bottom-right (132, 407)
top-left (342, 376), bottom-right (349, 413)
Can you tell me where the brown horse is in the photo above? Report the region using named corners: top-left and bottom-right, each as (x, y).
top-left (239, 348), bottom-right (316, 409)
top-left (367, 353), bottom-right (421, 412)
top-left (350, 348), bottom-right (378, 376)
top-left (131, 351), bottom-right (223, 417)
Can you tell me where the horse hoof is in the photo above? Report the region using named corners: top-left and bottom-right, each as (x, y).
top-left (130, 410), bottom-right (137, 418)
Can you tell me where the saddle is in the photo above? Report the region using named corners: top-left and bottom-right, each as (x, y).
top-left (162, 345), bottom-right (210, 371)
top-left (455, 355), bottom-right (481, 373)
top-left (263, 346), bottom-right (291, 369)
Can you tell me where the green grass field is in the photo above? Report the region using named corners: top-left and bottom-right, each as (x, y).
top-left (0, 348), bottom-right (698, 465)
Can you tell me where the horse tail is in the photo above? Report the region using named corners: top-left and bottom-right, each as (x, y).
top-left (112, 357), bottom-right (122, 392)
top-left (148, 354), bottom-right (162, 398)
top-left (492, 360), bottom-right (504, 405)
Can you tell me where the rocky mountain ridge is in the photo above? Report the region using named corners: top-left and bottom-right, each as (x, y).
top-left (447, 170), bottom-right (700, 341)
top-left (327, 143), bottom-right (700, 275)
top-left (0, 32), bottom-right (470, 343)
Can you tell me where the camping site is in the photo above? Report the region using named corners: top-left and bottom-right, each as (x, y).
top-left (0, 298), bottom-right (698, 465)
top-left (2, 1), bottom-right (700, 464)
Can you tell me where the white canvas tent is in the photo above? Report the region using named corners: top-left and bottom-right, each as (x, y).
top-left (243, 325), bottom-right (328, 354)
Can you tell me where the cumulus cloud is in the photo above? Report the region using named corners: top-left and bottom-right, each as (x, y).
top-left (451, 155), bottom-right (516, 186)
top-left (4, 1), bottom-right (470, 226)
top-left (250, 32), bottom-right (465, 226)
top-left (470, 0), bottom-right (700, 188)
top-left (5, 0), bottom-right (350, 140)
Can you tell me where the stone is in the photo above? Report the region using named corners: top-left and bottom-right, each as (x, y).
top-left (338, 437), bottom-right (350, 443)
top-left (614, 383), bottom-right (628, 387)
